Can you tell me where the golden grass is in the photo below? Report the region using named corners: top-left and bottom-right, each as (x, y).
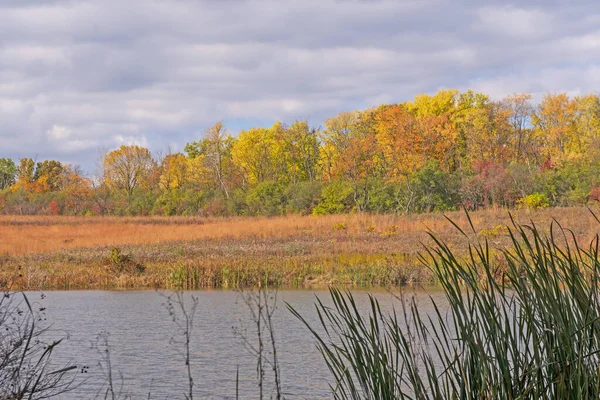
top-left (0, 207), bottom-right (598, 290)
top-left (0, 213), bottom-right (452, 256)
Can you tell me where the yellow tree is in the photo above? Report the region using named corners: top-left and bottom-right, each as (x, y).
top-left (274, 120), bottom-right (320, 184)
top-left (532, 93), bottom-right (578, 160)
top-left (17, 158), bottom-right (35, 184)
top-left (406, 89), bottom-right (459, 117)
top-left (33, 160), bottom-right (65, 191)
top-left (459, 101), bottom-right (512, 164)
top-left (319, 111), bottom-right (358, 182)
top-left (573, 94), bottom-right (600, 158)
top-left (231, 125), bottom-right (279, 185)
top-left (452, 91), bottom-right (490, 170)
top-left (185, 122), bottom-right (239, 197)
top-left (103, 145), bottom-right (156, 195)
top-left (405, 89), bottom-right (460, 170)
top-left (159, 153), bottom-right (188, 191)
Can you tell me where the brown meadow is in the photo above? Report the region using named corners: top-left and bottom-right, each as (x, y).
top-left (0, 207), bottom-right (598, 290)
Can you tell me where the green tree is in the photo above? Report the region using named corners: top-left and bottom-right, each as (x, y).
top-left (33, 160), bottom-right (64, 191)
top-left (17, 158), bottom-right (35, 184)
top-left (0, 158), bottom-right (17, 190)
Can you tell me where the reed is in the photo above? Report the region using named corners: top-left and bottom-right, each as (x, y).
top-left (291, 210), bottom-right (600, 399)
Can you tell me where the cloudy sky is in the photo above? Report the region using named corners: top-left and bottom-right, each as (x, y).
top-left (1, 0), bottom-right (599, 172)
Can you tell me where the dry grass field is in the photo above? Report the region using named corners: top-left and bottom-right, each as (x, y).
top-left (1, 207), bottom-right (598, 290)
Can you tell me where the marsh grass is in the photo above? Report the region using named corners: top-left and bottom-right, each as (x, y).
top-left (1, 207), bottom-right (598, 290)
top-left (291, 211), bottom-right (600, 399)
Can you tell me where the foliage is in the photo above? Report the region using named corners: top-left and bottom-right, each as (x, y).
top-left (103, 145), bottom-right (157, 195)
top-left (2, 91), bottom-right (600, 216)
top-left (312, 181), bottom-right (354, 215)
top-left (0, 158), bottom-right (17, 190)
top-left (517, 192), bottom-right (550, 209)
top-left (246, 182), bottom-right (286, 216)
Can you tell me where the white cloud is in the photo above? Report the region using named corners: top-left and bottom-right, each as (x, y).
top-left (475, 6), bottom-right (554, 39)
top-left (47, 125), bottom-right (71, 140)
top-left (114, 135), bottom-right (149, 148)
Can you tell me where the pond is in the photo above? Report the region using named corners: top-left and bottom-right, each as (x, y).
top-left (36, 288), bottom-right (447, 399)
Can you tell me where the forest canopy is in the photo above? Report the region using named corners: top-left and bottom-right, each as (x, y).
top-left (1, 90), bottom-right (600, 216)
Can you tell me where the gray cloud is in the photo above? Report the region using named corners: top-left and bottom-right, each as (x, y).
top-left (0, 0), bottom-right (599, 172)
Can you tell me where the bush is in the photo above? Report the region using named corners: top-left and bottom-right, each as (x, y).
top-left (332, 222), bottom-right (347, 231)
top-left (246, 182), bottom-right (286, 216)
top-left (409, 161), bottom-right (460, 212)
top-left (312, 181), bottom-right (354, 215)
top-left (107, 247), bottom-right (145, 275)
top-left (517, 192), bottom-right (550, 209)
top-left (285, 181), bottom-right (323, 215)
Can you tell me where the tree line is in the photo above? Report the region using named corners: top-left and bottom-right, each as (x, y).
top-left (1, 90), bottom-right (599, 216)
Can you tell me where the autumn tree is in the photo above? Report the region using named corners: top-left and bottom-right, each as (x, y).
top-left (453, 91), bottom-right (490, 170)
top-left (319, 111), bottom-right (358, 182)
top-left (406, 89), bottom-right (459, 117)
top-left (17, 158), bottom-right (35, 184)
top-left (0, 158), bottom-right (17, 190)
top-left (533, 93), bottom-right (578, 160)
top-left (275, 120), bottom-right (320, 184)
top-left (459, 101), bottom-right (512, 164)
top-left (405, 89), bottom-right (460, 170)
top-left (374, 104), bottom-right (420, 180)
top-left (33, 160), bottom-right (65, 191)
top-left (159, 153), bottom-right (188, 191)
top-left (184, 122), bottom-right (239, 197)
top-left (231, 124), bottom-right (281, 185)
top-left (573, 94), bottom-right (600, 158)
top-left (103, 145), bottom-right (156, 195)
top-left (60, 165), bottom-right (93, 214)
top-left (503, 93), bottom-right (534, 161)
top-left (320, 110), bottom-right (380, 211)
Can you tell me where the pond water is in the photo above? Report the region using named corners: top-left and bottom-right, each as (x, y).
top-left (34, 288), bottom-right (447, 399)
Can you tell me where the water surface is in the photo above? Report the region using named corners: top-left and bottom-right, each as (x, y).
top-left (36, 288), bottom-right (446, 399)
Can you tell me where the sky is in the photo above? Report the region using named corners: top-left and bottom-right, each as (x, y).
top-left (1, 0), bottom-right (599, 173)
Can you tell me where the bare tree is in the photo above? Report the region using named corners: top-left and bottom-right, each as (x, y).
top-left (234, 285), bottom-right (283, 400)
top-left (0, 292), bottom-right (77, 399)
top-left (163, 292), bottom-right (199, 400)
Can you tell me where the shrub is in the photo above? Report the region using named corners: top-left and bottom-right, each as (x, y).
top-left (246, 182), bottom-right (286, 216)
top-left (285, 181), bottom-right (323, 215)
top-left (312, 181), bottom-right (353, 215)
top-left (517, 192), bottom-right (550, 209)
top-left (332, 222), bottom-right (347, 231)
top-left (107, 247), bottom-right (145, 275)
